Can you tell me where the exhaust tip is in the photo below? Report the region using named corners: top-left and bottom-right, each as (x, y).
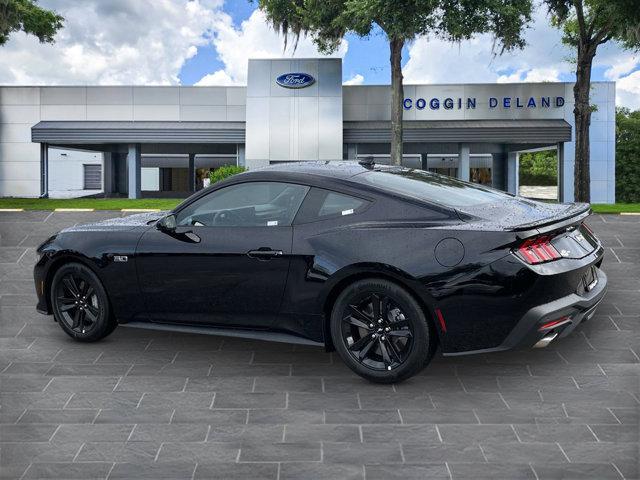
top-left (533, 332), bottom-right (558, 348)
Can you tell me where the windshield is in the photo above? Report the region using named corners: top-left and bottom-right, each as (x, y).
top-left (358, 168), bottom-right (513, 208)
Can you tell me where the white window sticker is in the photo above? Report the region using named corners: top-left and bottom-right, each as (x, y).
top-left (267, 220), bottom-right (278, 226)
top-left (341, 209), bottom-right (354, 216)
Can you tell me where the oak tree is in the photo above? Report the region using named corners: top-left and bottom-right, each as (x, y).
top-left (0, 0), bottom-right (63, 46)
top-left (545, 0), bottom-right (640, 201)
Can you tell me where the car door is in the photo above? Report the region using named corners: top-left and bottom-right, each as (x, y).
top-left (135, 181), bottom-right (310, 328)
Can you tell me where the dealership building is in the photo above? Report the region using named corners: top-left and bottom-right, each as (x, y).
top-left (0, 58), bottom-right (616, 203)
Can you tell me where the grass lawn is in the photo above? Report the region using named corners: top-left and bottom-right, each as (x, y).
top-left (591, 203), bottom-right (640, 214)
top-left (0, 198), bottom-right (183, 211)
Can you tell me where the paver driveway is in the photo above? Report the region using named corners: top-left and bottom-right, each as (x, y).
top-left (0, 211), bottom-right (638, 480)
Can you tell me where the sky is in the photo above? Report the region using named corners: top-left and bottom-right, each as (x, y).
top-left (0, 0), bottom-right (638, 108)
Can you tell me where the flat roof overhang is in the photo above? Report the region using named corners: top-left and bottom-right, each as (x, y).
top-left (31, 121), bottom-right (246, 144)
top-left (32, 119), bottom-right (571, 146)
top-left (343, 119), bottom-right (572, 144)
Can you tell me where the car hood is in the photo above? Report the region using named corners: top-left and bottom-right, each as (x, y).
top-left (456, 198), bottom-right (590, 231)
top-left (60, 211), bottom-right (168, 233)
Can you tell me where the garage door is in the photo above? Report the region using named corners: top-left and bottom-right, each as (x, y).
top-left (83, 164), bottom-right (102, 190)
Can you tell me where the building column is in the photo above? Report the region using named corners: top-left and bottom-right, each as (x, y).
top-left (188, 153), bottom-right (196, 192)
top-left (346, 144), bottom-right (357, 161)
top-left (127, 143), bottom-right (141, 199)
top-left (507, 151), bottom-right (519, 195)
top-left (113, 152), bottom-right (127, 196)
top-left (237, 144), bottom-right (246, 167)
top-left (103, 152), bottom-right (114, 195)
top-left (457, 143), bottom-right (470, 181)
top-left (39, 143), bottom-right (49, 198)
top-left (557, 142), bottom-right (565, 202)
top-left (421, 152), bottom-right (429, 171)
top-left (491, 150), bottom-right (506, 191)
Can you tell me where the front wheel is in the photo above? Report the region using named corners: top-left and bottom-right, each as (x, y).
top-left (51, 262), bottom-right (117, 342)
top-left (330, 278), bottom-right (436, 383)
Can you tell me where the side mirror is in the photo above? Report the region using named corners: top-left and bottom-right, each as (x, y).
top-left (157, 214), bottom-right (177, 232)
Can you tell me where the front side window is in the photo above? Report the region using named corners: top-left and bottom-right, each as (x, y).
top-left (176, 182), bottom-right (309, 227)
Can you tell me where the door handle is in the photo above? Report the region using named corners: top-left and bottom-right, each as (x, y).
top-left (247, 248), bottom-right (284, 259)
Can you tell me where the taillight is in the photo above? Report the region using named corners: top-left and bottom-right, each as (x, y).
top-left (515, 235), bottom-right (561, 264)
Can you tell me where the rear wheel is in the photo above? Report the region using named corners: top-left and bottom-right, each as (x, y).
top-left (51, 263), bottom-right (116, 342)
top-left (330, 278), bottom-right (436, 383)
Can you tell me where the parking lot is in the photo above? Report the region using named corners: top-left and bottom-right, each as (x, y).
top-left (0, 210), bottom-right (638, 479)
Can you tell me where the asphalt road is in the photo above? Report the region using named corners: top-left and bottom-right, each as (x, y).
top-left (0, 211), bottom-right (638, 479)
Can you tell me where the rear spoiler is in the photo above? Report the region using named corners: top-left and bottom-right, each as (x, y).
top-left (514, 204), bottom-right (591, 239)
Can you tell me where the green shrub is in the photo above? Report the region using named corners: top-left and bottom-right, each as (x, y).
top-left (519, 150), bottom-right (558, 186)
top-left (616, 108), bottom-right (640, 203)
top-left (209, 165), bottom-right (246, 184)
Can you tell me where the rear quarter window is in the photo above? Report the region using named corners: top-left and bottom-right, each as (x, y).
top-left (295, 188), bottom-right (368, 224)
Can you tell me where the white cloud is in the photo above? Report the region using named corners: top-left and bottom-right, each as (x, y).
top-left (197, 9), bottom-right (348, 85)
top-left (0, 0), bottom-right (224, 85)
top-left (0, 2), bottom-right (346, 88)
top-left (195, 70), bottom-right (237, 86)
top-left (343, 73), bottom-right (364, 85)
top-left (0, 1), bottom-right (637, 110)
top-left (403, 10), bottom-right (571, 85)
top-left (604, 54), bottom-right (639, 81)
top-left (599, 52), bottom-right (640, 108)
top-left (497, 67), bottom-right (561, 83)
top-left (616, 70), bottom-right (640, 109)
top-left (402, 9), bottom-right (640, 108)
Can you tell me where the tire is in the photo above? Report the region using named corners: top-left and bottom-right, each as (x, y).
top-left (50, 262), bottom-right (117, 342)
top-left (330, 278), bottom-right (436, 383)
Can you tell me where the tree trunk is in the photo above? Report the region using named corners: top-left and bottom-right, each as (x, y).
top-left (573, 47), bottom-right (595, 203)
top-left (390, 37), bottom-right (404, 166)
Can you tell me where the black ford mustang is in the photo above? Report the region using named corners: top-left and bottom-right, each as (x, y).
top-left (34, 161), bottom-right (607, 383)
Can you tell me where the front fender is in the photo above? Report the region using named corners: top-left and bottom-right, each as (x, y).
top-left (35, 231), bottom-right (147, 323)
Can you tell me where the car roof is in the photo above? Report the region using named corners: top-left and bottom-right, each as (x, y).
top-left (250, 161), bottom-right (372, 180)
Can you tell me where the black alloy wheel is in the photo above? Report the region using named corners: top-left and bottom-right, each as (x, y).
top-left (55, 272), bottom-right (100, 334)
top-left (331, 278), bottom-right (436, 383)
top-left (341, 293), bottom-right (413, 371)
top-left (51, 263), bottom-right (116, 342)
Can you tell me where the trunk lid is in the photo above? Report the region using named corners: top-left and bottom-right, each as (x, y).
top-left (456, 197), bottom-right (590, 232)
top-left (458, 197), bottom-right (599, 261)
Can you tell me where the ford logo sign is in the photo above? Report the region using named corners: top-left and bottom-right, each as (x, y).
top-left (275, 73), bottom-right (315, 89)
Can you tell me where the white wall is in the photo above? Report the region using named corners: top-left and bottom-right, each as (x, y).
top-left (0, 87), bottom-right (41, 197)
top-left (48, 148), bottom-right (103, 193)
top-left (560, 82), bottom-right (616, 203)
top-left (141, 167), bottom-right (160, 191)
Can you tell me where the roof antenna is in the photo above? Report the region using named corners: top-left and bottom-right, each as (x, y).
top-left (358, 156), bottom-right (375, 169)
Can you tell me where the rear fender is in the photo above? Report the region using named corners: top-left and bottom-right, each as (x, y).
top-left (321, 263), bottom-right (441, 351)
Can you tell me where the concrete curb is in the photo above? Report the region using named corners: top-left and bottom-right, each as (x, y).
top-left (121, 209), bottom-right (162, 212)
top-left (54, 208), bottom-right (95, 212)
